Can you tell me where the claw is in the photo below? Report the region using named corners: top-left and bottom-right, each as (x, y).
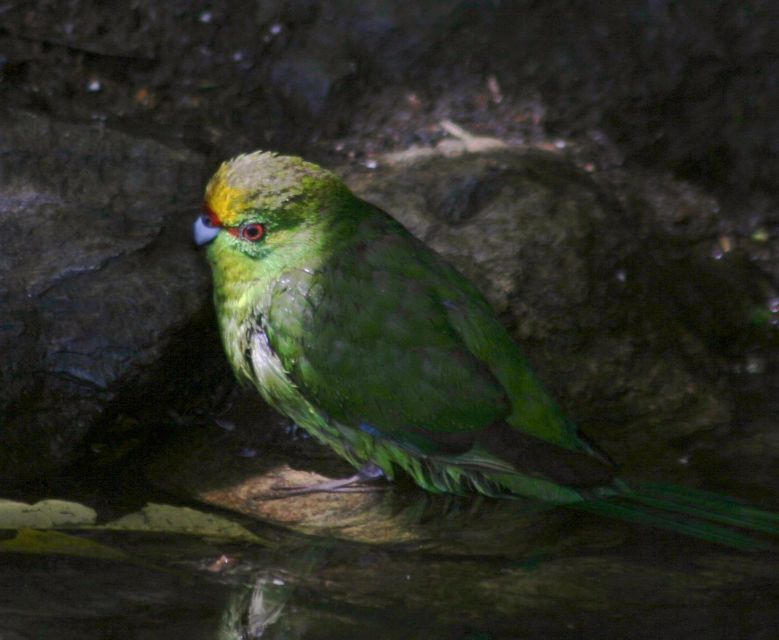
top-left (260, 463), bottom-right (388, 498)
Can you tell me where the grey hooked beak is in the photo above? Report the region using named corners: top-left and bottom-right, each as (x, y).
top-left (193, 214), bottom-right (220, 246)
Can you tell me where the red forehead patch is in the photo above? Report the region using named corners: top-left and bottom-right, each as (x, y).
top-left (203, 205), bottom-right (222, 227)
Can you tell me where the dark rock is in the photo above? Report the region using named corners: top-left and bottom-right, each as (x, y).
top-left (424, 167), bottom-right (501, 226)
top-left (270, 49), bottom-right (356, 120)
top-left (2, 0), bottom-right (775, 204)
top-left (0, 110), bottom-right (210, 485)
top-left (445, 1), bottom-right (779, 197)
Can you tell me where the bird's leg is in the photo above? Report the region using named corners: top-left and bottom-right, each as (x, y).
top-left (269, 462), bottom-right (387, 496)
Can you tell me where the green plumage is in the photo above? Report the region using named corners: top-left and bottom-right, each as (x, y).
top-left (197, 151), bottom-right (779, 549)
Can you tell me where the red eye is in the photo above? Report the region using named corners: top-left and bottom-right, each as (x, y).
top-left (240, 223), bottom-right (265, 242)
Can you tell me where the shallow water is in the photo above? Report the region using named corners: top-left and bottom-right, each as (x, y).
top-left (2, 369), bottom-right (779, 640)
top-left (2, 504), bottom-right (779, 640)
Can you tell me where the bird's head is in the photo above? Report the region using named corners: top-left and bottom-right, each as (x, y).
top-left (194, 151), bottom-right (351, 262)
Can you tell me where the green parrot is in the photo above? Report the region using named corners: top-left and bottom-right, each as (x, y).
top-left (194, 151), bottom-right (778, 549)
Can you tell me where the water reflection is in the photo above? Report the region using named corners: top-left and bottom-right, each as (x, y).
top-left (1, 487), bottom-right (778, 639)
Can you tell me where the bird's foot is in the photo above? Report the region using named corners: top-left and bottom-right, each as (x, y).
top-left (268, 463), bottom-right (388, 496)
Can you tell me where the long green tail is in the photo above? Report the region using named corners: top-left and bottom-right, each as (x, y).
top-left (570, 483), bottom-right (779, 551)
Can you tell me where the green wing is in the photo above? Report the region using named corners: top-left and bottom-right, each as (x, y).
top-left (264, 210), bottom-right (581, 457)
